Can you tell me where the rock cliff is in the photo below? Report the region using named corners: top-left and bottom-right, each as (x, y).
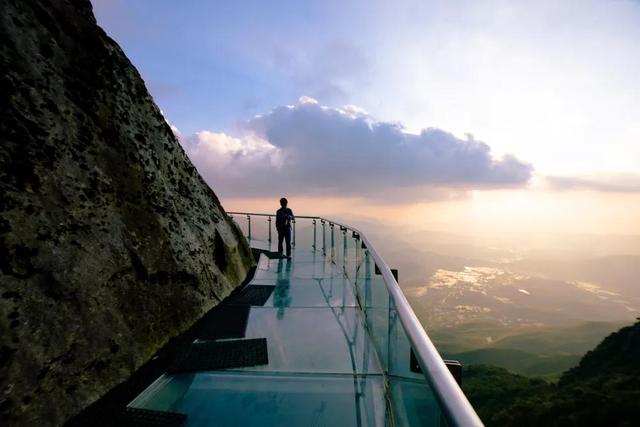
top-left (0, 0), bottom-right (255, 425)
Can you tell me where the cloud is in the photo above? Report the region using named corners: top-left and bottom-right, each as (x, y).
top-left (546, 174), bottom-right (640, 193)
top-left (298, 96), bottom-right (319, 105)
top-left (176, 98), bottom-right (532, 199)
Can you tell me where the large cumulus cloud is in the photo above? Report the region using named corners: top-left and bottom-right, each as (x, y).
top-left (177, 97), bottom-right (532, 198)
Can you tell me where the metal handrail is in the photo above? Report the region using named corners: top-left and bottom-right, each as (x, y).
top-left (226, 211), bottom-right (484, 427)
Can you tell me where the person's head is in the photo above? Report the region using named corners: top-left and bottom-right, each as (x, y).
top-left (280, 197), bottom-right (288, 207)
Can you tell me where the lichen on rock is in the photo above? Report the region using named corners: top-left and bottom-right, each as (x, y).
top-left (0, 1), bottom-right (255, 425)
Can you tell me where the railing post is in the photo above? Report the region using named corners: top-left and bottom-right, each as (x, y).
top-left (330, 222), bottom-right (335, 260)
top-left (267, 215), bottom-right (272, 243)
top-left (388, 269), bottom-right (399, 381)
top-left (292, 220), bottom-right (296, 247)
top-left (247, 214), bottom-right (251, 240)
top-left (321, 220), bottom-right (326, 256)
top-left (342, 226), bottom-right (347, 269)
top-left (353, 231), bottom-right (360, 279)
top-left (364, 249), bottom-right (371, 311)
top-left (312, 219), bottom-right (317, 249)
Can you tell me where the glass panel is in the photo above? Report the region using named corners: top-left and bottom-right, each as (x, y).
top-left (248, 215), bottom-right (272, 244)
top-left (329, 224), bottom-right (338, 263)
top-left (129, 374), bottom-right (193, 413)
top-left (130, 372), bottom-right (387, 427)
top-left (388, 303), bottom-right (424, 380)
top-left (291, 219), bottom-right (315, 250)
top-left (343, 233), bottom-right (358, 285)
top-left (252, 257), bottom-right (345, 281)
top-left (363, 308), bottom-right (389, 369)
top-left (388, 377), bottom-right (441, 427)
top-left (261, 254), bottom-right (332, 267)
top-left (352, 245), bottom-right (368, 310)
top-left (336, 227), bottom-right (347, 273)
top-left (365, 261), bottom-right (391, 310)
top-left (246, 278), bottom-right (357, 308)
top-left (387, 303), bottom-right (448, 426)
top-left (230, 215), bottom-right (248, 236)
top-left (320, 221), bottom-right (329, 257)
top-left (228, 307), bottom-right (381, 375)
top-left (340, 231), bottom-right (350, 282)
top-left (347, 232), bottom-right (363, 283)
top-left (289, 262), bottom-right (345, 280)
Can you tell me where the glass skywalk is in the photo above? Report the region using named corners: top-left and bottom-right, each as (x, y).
top-left (127, 214), bottom-right (483, 426)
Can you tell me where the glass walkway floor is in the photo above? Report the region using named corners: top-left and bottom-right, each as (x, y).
top-left (126, 216), bottom-right (482, 426)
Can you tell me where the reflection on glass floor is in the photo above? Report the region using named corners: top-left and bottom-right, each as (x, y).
top-left (128, 241), bottom-right (392, 426)
top-left (130, 372), bottom-right (386, 427)
top-left (225, 307), bottom-right (380, 374)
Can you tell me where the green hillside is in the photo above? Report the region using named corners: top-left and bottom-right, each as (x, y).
top-left (433, 321), bottom-right (628, 354)
top-left (433, 320), bottom-right (625, 377)
top-left (463, 320), bottom-right (640, 426)
top-left (445, 348), bottom-right (579, 378)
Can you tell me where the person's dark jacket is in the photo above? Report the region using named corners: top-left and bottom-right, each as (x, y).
top-left (276, 207), bottom-right (294, 228)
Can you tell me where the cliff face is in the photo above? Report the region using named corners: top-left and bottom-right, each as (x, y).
top-left (0, 1), bottom-right (255, 425)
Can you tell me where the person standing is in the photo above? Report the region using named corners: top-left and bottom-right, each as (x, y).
top-left (276, 197), bottom-right (295, 259)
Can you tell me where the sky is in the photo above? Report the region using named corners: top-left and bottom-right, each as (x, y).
top-left (91, 0), bottom-right (640, 237)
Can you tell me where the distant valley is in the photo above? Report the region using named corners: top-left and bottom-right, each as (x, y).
top-left (432, 321), bottom-right (629, 378)
top-left (361, 225), bottom-right (640, 377)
